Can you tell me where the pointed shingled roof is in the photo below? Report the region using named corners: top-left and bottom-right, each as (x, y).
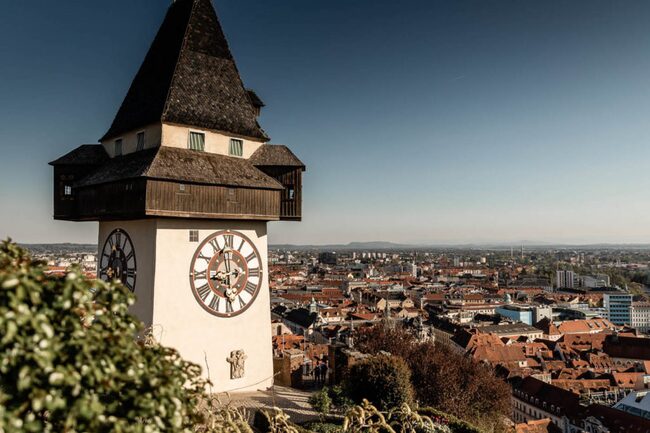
top-left (101, 0), bottom-right (268, 142)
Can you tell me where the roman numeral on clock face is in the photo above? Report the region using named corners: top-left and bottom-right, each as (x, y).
top-left (224, 234), bottom-right (234, 249)
top-left (193, 269), bottom-right (207, 280)
top-left (244, 281), bottom-right (257, 295)
top-left (249, 268), bottom-right (260, 278)
top-left (209, 295), bottom-right (220, 311)
top-left (238, 295), bottom-right (246, 309)
top-left (198, 252), bottom-right (211, 262)
top-left (208, 238), bottom-right (220, 254)
top-left (245, 252), bottom-right (256, 263)
top-left (226, 301), bottom-right (233, 314)
top-left (197, 284), bottom-right (211, 301)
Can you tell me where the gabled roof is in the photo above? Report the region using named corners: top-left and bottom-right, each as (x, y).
top-left (604, 335), bottom-right (650, 360)
top-left (101, 0), bottom-right (268, 142)
top-left (582, 403), bottom-right (650, 433)
top-left (250, 144), bottom-right (306, 168)
top-left (513, 376), bottom-right (581, 416)
top-left (73, 145), bottom-right (282, 190)
top-left (284, 308), bottom-right (319, 329)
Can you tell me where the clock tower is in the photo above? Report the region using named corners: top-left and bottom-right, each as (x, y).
top-left (49, 0), bottom-right (305, 393)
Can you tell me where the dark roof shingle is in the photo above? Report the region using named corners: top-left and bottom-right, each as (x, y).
top-left (101, 0), bottom-right (268, 142)
top-left (75, 146), bottom-right (282, 190)
top-left (250, 144), bottom-right (305, 168)
top-left (49, 145), bottom-right (109, 166)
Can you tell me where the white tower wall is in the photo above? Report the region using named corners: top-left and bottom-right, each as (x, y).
top-left (98, 219), bottom-right (274, 393)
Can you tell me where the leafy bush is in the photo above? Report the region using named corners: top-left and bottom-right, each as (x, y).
top-left (346, 354), bottom-right (414, 411)
top-left (255, 408), bottom-right (307, 433)
top-left (408, 344), bottom-right (509, 433)
top-left (0, 240), bottom-right (213, 432)
top-left (310, 387), bottom-right (333, 416)
top-left (342, 400), bottom-right (456, 433)
top-left (417, 408), bottom-right (482, 433)
top-left (302, 421), bottom-right (342, 433)
top-left (355, 325), bottom-right (509, 433)
top-left (329, 385), bottom-right (353, 411)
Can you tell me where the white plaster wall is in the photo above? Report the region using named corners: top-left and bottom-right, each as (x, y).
top-left (99, 218), bottom-right (273, 393)
top-left (101, 123), bottom-right (162, 157)
top-left (98, 220), bottom-right (157, 327)
top-left (151, 218), bottom-right (273, 393)
top-left (161, 123), bottom-right (265, 158)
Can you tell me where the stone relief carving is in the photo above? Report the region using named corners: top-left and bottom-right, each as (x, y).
top-left (227, 349), bottom-right (247, 379)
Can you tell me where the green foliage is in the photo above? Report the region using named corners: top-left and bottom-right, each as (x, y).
top-left (417, 408), bottom-right (482, 433)
top-left (255, 409), bottom-right (303, 433)
top-left (355, 326), bottom-right (510, 433)
top-left (387, 403), bottom-right (437, 433)
top-left (302, 422), bottom-right (342, 433)
top-left (343, 399), bottom-right (393, 433)
top-left (346, 354), bottom-right (414, 411)
top-left (329, 385), bottom-right (353, 411)
top-left (342, 400), bottom-right (454, 433)
top-left (310, 387), bottom-right (333, 416)
top-left (0, 240), bottom-right (214, 432)
top-left (195, 398), bottom-right (253, 433)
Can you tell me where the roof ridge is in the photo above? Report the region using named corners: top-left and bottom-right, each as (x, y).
top-left (210, 0), bottom-right (270, 140)
top-left (101, 0), bottom-right (269, 142)
top-left (161, 0), bottom-right (196, 122)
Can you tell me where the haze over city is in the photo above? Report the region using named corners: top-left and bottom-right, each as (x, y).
top-left (2, 0), bottom-right (650, 245)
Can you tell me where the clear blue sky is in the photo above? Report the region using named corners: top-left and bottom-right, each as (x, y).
top-left (2, 0), bottom-right (650, 245)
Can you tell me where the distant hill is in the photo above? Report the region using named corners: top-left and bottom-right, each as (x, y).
top-left (21, 243), bottom-right (97, 254)
top-left (270, 241), bottom-right (412, 251)
top-left (270, 241), bottom-right (650, 251)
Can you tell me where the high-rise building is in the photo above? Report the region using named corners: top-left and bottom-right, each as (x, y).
top-left (49, 0), bottom-right (305, 392)
top-left (631, 302), bottom-right (650, 333)
top-left (409, 262), bottom-right (417, 278)
top-left (318, 252), bottom-right (338, 266)
top-left (604, 293), bottom-right (633, 325)
top-left (556, 270), bottom-right (575, 288)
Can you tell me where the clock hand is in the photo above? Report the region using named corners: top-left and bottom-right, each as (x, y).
top-left (223, 249), bottom-right (231, 273)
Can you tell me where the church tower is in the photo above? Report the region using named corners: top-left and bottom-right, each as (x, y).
top-left (49, 0), bottom-right (305, 393)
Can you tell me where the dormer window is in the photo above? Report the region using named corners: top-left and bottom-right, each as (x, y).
top-left (115, 139), bottom-right (123, 156)
top-left (64, 185), bottom-right (72, 196)
top-left (188, 132), bottom-right (205, 151)
top-left (229, 138), bottom-right (243, 157)
top-left (136, 131), bottom-right (145, 151)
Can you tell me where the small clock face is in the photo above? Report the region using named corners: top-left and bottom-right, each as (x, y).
top-left (99, 228), bottom-right (137, 292)
top-left (189, 230), bottom-right (262, 317)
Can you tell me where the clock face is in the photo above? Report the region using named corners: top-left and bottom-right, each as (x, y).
top-left (189, 230), bottom-right (263, 317)
top-left (99, 228), bottom-right (137, 292)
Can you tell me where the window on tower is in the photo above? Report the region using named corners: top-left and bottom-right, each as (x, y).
top-left (136, 131), bottom-right (145, 151)
top-left (115, 139), bottom-right (123, 156)
top-left (229, 138), bottom-right (243, 157)
top-left (188, 132), bottom-right (205, 151)
top-left (64, 185), bottom-right (72, 196)
top-left (189, 230), bottom-right (199, 242)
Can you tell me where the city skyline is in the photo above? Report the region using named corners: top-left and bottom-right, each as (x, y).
top-left (3, 0), bottom-right (650, 244)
